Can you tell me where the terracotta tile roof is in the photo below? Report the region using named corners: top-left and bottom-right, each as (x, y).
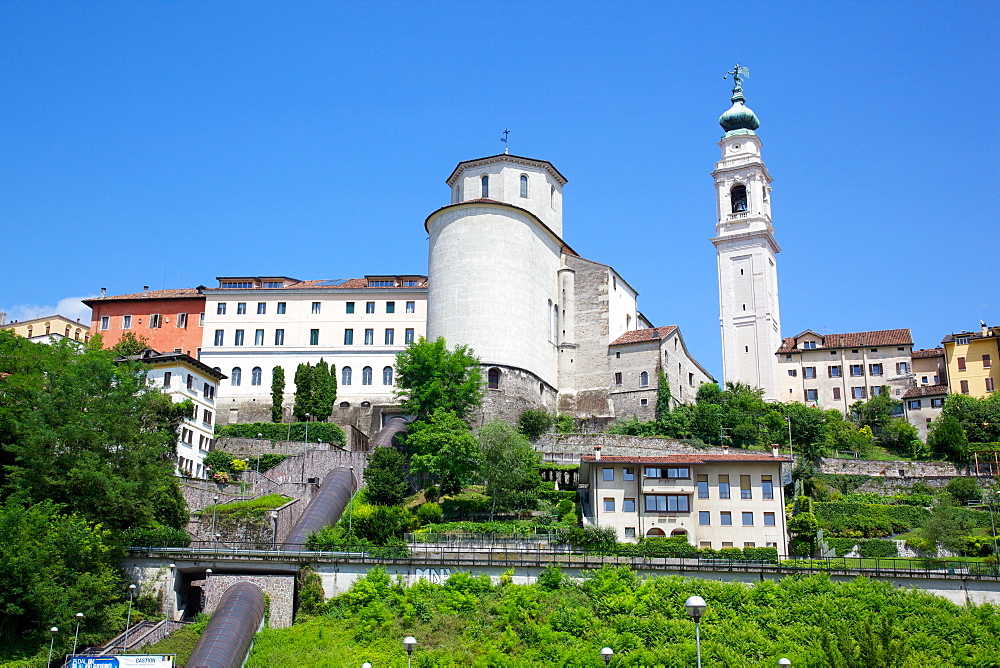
top-left (581, 453), bottom-right (791, 464)
top-left (942, 327), bottom-right (1000, 344)
top-left (902, 384), bottom-right (948, 399)
top-left (83, 288), bottom-right (203, 305)
top-left (777, 328), bottom-right (912, 354)
top-left (202, 277), bottom-right (428, 291)
top-left (912, 348), bottom-right (944, 359)
top-left (611, 326), bottom-right (678, 346)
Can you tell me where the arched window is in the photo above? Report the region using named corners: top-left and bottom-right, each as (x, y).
top-left (481, 174), bottom-right (489, 198)
top-left (339, 401), bottom-right (350, 408)
top-left (360, 401), bottom-right (371, 407)
top-left (64, 325), bottom-right (71, 336)
top-left (646, 527), bottom-right (666, 537)
top-left (362, 366), bottom-right (373, 385)
top-left (640, 371), bottom-right (649, 387)
top-left (342, 366), bottom-right (352, 386)
top-left (520, 174), bottom-right (528, 198)
top-left (231, 367), bottom-right (242, 386)
top-left (731, 184), bottom-right (748, 213)
top-left (26, 326), bottom-right (32, 337)
top-left (251, 367), bottom-right (262, 386)
top-left (488, 367), bottom-right (501, 390)
top-left (550, 185), bottom-right (555, 209)
top-left (45, 322), bottom-right (51, 335)
top-left (75, 328), bottom-right (81, 340)
top-left (213, 367), bottom-right (221, 374)
top-left (383, 366), bottom-right (393, 385)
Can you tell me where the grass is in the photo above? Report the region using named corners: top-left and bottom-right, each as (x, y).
top-left (199, 494), bottom-right (292, 517)
top-left (141, 618), bottom-right (207, 666)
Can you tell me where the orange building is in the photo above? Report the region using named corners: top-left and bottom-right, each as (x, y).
top-left (83, 287), bottom-right (206, 357)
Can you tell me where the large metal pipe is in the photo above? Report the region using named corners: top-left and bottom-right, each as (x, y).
top-left (284, 467), bottom-right (356, 548)
top-left (372, 415), bottom-right (408, 449)
top-left (186, 581), bottom-right (266, 668)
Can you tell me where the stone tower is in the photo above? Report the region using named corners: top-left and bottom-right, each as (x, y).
top-left (711, 66), bottom-right (782, 400)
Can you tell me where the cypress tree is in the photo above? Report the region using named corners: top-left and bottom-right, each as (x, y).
top-left (293, 362), bottom-right (313, 421)
top-left (270, 366), bottom-right (285, 422)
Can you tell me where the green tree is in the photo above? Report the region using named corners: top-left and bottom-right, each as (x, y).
top-left (517, 408), bottom-right (553, 440)
top-left (655, 370), bottom-right (672, 420)
top-left (111, 331), bottom-right (150, 356)
top-left (921, 497), bottom-right (981, 553)
top-left (944, 477), bottom-right (983, 504)
top-left (478, 419), bottom-right (543, 519)
top-left (394, 337), bottom-right (483, 422)
top-left (364, 448), bottom-right (410, 506)
top-left (0, 331), bottom-right (187, 532)
top-left (928, 413), bottom-right (970, 461)
top-left (293, 362), bottom-right (314, 421)
top-left (408, 409), bottom-right (482, 495)
top-left (271, 365), bottom-right (285, 422)
top-left (310, 358), bottom-right (337, 420)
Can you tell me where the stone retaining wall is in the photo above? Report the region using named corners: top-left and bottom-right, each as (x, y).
top-left (205, 574), bottom-right (296, 628)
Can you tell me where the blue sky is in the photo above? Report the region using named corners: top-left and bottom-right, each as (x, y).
top-left (2, 2), bottom-right (996, 378)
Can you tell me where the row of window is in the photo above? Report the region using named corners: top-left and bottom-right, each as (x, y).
top-left (162, 372), bottom-right (216, 400)
top-left (600, 496), bottom-right (776, 528)
top-left (907, 397), bottom-right (945, 410)
top-left (803, 385), bottom-right (887, 402)
top-left (600, 468), bottom-right (775, 501)
top-left (225, 365), bottom-right (394, 387)
top-left (788, 363), bottom-right (909, 379)
top-left (178, 428), bottom-right (212, 451)
top-left (479, 174), bottom-right (531, 199)
top-left (956, 355), bottom-right (991, 371)
top-left (20, 323), bottom-right (89, 341)
top-left (215, 301), bottom-right (417, 316)
top-left (212, 328), bottom-right (416, 347)
top-left (613, 370), bottom-right (696, 387)
top-left (794, 345), bottom-right (907, 354)
top-left (959, 378), bottom-right (995, 394)
top-left (100, 313), bottom-right (202, 330)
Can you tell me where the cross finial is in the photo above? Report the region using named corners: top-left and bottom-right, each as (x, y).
top-left (501, 129), bottom-right (510, 154)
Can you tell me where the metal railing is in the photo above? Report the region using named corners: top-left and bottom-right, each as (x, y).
top-left (127, 543), bottom-right (1000, 581)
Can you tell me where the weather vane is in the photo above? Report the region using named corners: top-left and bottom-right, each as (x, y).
top-left (725, 64), bottom-right (749, 85)
top-left (501, 129), bottom-right (510, 154)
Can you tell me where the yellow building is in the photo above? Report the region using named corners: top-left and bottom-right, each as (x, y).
top-left (942, 324), bottom-right (1000, 397)
top-left (0, 314), bottom-right (90, 344)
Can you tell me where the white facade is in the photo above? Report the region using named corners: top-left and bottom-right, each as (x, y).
top-left (198, 276), bottom-right (426, 423)
top-left (581, 453), bottom-right (789, 552)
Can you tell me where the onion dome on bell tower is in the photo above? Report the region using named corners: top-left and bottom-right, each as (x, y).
top-left (719, 64), bottom-right (760, 135)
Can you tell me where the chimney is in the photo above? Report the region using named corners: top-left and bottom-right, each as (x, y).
top-left (982, 321), bottom-right (989, 337)
top-left (771, 443), bottom-right (780, 458)
top-left (722, 444), bottom-right (729, 454)
top-left (0, 311), bottom-right (6, 326)
top-left (594, 445), bottom-right (602, 461)
top-left (143, 286), bottom-right (149, 294)
top-left (100, 287), bottom-right (106, 298)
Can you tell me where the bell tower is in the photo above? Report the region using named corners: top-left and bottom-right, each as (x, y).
top-left (711, 65), bottom-right (782, 400)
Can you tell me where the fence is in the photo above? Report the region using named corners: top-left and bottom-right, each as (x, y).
top-left (404, 532), bottom-right (560, 548)
top-left (128, 543), bottom-right (1000, 581)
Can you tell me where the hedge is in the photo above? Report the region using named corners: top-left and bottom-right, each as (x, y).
top-left (216, 421), bottom-right (346, 446)
top-left (814, 502), bottom-right (929, 537)
top-left (125, 525), bottom-right (192, 548)
top-left (825, 537), bottom-right (899, 558)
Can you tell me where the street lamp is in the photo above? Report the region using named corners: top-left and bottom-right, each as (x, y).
top-left (255, 433), bottom-right (263, 494)
top-left (361, 664), bottom-right (372, 668)
top-left (71, 612), bottom-right (84, 658)
top-left (403, 636), bottom-right (417, 668)
top-left (123, 584), bottom-right (137, 651)
top-left (204, 569), bottom-right (212, 610)
top-left (601, 647), bottom-right (614, 665)
top-left (685, 595), bottom-right (706, 668)
top-left (778, 659), bottom-right (792, 666)
top-left (46, 627), bottom-right (58, 668)
top-left (211, 495), bottom-right (219, 545)
top-left (349, 466), bottom-right (356, 537)
top-left (166, 564), bottom-right (176, 621)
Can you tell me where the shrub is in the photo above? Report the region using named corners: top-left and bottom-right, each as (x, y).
top-left (203, 450), bottom-right (235, 473)
top-left (857, 539), bottom-right (898, 559)
top-left (554, 414), bottom-right (575, 434)
top-left (518, 409), bottom-right (554, 440)
top-left (216, 421), bottom-right (346, 447)
top-left (247, 454), bottom-right (292, 472)
top-left (789, 538), bottom-right (813, 556)
top-left (416, 502), bottom-right (443, 526)
top-left (813, 502), bottom-right (929, 538)
top-left (944, 477), bottom-right (983, 504)
top-left (905, 535), bottom-right (934, 554)
top-left (742, 546), bottom-right (779, 562)
top-left (441, 491), bottom-right (490, 519)
top-left (124, 525), bottom-right (191, 548)
top-left (351, 504), bottom-right (414, 544)
top-left (536, 565), bottom-right (564, 590)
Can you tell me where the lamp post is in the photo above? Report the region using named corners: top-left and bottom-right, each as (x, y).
top-left (403, 636), bottom-right (417, 668)
top-left (685, 595), bottom-right (706, 668)
top-left (210, 495), bottom-right (219, 546)
top-left (303, 414), bottom-right (310, 483)
top-left (46, 627), bottom-right (58, 668)
top-left (71, 612), bottom-right (84, 658)
top-left (255, 433), bottom-right (263, 494)
top-left (167, 564), bottom-right (176, 621)
top-left (123, 584), bottom-right (137, 652)
top-left (349, 466), bottom-right (356, 537)
top-left (362, 664), bottom-right (372, 668)
top-left (204, 569), bottom-right (212, 611)
top-left (601, 647), bottom-right (614, 665)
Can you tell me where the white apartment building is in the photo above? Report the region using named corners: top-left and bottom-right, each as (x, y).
top-left (580, 451), bottom-right (789, 552)
top-left (127, 349), bottom-right (225, 478)
top-left (776, 329), bottom-right (914, 413)
top-left (198, 275), bottom-right (426, 425)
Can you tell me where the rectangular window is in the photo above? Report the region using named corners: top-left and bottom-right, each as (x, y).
top-left (832, 387), bottom-right (841, 400)
top-left (805, 389), bottom-right (818, 401)
top-left (217, 303), bottom-right (226, 315)
top-left (897, 362), bottom-right (909, 374)
top-left (623, 467), bottom-right (634, 481)
top-left (186, 374), bottom-right (193, 390)
top-left (852, 386), bottom-right (866, 400)
top-left (149, 314), bottom-right (162, 328)
top-left (263, 281), bottom-right (282, 288)
top-left (100, 316), bottom-right (110, 330)
top-left (345, 301), bottom-right (355, 314)
top-left (163, 372), bottom-right (171, 387)
top-left (623, 498), bottom-right (635, 513)
top-left (385, 329), bottom-right (395, 345)
top-left (960, 380), bottom-right (970, 394)
top-left (644, 467), bottom-right (690, 479)
top-left (344, 329), bottom-right (354, 345)
top-left (804, 367), bottom-right (816, 379)
top-left (366, 301), bottom-right (375, 314)
top-left (742, 512), bottom-right (754, 526)
top-left (850, 364), bottom-right (864, 376)
top-left (199, 313), bottom-right (205, 327)
top-left (624, 527), bottom-right (636, 538)
top-left (274, 329), bottom-right (285, 345)
top-left (762, 475), bottom-right (773, 499)
top-left (719, 475), bottom-right (730, 499)
top-left (364, 328), bottom-right (374, 345)
top-left (237, 302), bottom-right (246, 315)
top-left (720, 511), bottom-right (732, 526)
top-left (406, 301), bottom-right (415, 313)
top-left (257, 302), bottom-right (266, 314)
top-left (277, 302), bottom-right (286, 314)
top-left (386, 301), bottom-right (395, 314)
top-left (603, 498), bottom-right (615, 512)
top-left (255, 329), bottom-right (264, 345)
top-left (640, 398), bottom-right (648, 406)
top-left (698, 511), bottom-right (711, 525)
top-left (644, 494), bottom-right (690, 512)
top-left (603, 467), bottom-right (614, 481)
top-left (787, 369), bottom-right (797, 377)
top-left (829, 365), bottom-right (841, 378)
top-left (234, 329), bottom-right (244, 346)
top-left (871, 386), bottom-right (883, 396)
top-left (405, 328), bottom-right (415, 344)
top-left (697, 474), bottom-right (709, 499)
top-left (984, 355), bottom-right (992, 369)
top-left (122, 315), bottom-right (132, 329)
top-left (740, 475), bottom-right (752, 499)
top-left (310, 329), bottom-right (319, 345)
top-left (614, 372), bottom-right (623, 385)
top-left (958, 356), bottom-right (966, 371)
top-left (744, 542), bottom-right (756, 548)
top-left (700, 541), bottom-right (712, 549)
top-left (214, 330), bottom-right (224, 346)
top-left (802, 341), bottom-right (817, 349)
top-left (931, 398), bottom-right (944, 408)
top-left (987, 378), bottom-right (996, 392)
top-left (908, 399), bottom-right (921, 410)
top-left (869, 363), bottom-right (883, 376)
top-left (177, 313), bottom-right (188, 328)
top-left (311, 302), bottom-right (321, 314)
